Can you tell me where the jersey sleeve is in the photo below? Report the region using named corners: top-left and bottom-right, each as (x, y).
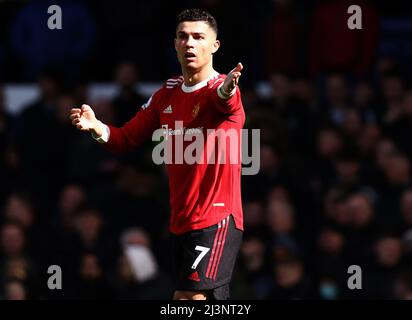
top-left (104, 92), bottom-right (160, 154)
top-left (209, 76), bottom-right (243, 115)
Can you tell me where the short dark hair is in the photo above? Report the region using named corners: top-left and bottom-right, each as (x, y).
top-left (176, 9), bottom-right (218, 35)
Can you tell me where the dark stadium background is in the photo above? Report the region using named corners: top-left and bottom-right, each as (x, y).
top-left (0, 0), bottom-right (412, 300)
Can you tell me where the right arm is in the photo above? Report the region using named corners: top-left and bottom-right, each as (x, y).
top-left (70, 97), bottom-right (159, 154)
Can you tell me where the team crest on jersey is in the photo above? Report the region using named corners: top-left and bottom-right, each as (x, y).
top-left (192, 104), bottom-right (200, 119)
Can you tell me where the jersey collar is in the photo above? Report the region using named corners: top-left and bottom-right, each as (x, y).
top-left (181, 71), bottom-right (220, 93)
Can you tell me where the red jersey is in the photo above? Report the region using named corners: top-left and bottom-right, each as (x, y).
top-left (103, 73), bottom-right (245, 234)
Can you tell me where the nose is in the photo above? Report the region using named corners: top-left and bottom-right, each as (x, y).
top-left (186, 35), bottom-right (195, 48)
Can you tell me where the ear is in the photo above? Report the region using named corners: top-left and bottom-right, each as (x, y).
top-left (212, 40), bottom-right (220, 54)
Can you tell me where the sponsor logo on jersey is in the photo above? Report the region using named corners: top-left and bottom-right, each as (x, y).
top-left (163, 105), bottom-right (173, 114)
top-left (188, 271), bottom-right (200, 282)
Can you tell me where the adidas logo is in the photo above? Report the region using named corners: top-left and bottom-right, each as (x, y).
top-left (163, 105), bottom-right (173, 114)
top-left (188, 271), bottom-right (200, 282)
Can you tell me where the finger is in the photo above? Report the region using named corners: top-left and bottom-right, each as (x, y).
top-left (72, 115), bottom-right (81, 121)
top-left (229, 62), bottom-right (243, 74)
top-left (235, 62), bottom-right (243, 72)
top-left (229, 62), bottom-right (243, 73)
top-left (81, 104), bottom-right (92, 112)
top-left (231, 73), bottom-right (241, 85)
top-left (70, 108), bottom-right (81, 114)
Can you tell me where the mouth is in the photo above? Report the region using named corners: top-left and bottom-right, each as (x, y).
top-left (184, 52), bottom-right (196, 60)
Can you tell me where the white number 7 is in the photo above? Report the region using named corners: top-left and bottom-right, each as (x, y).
top-left (191, 245), bottom-right (210, 269)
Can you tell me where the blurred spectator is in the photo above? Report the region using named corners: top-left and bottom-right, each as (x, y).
top-left (55, 184), bottom-right (87, 230)
top-left (382, 153), bottom-right (410, 187)
top-left (375, 153), bottom-right (411, 229)
top-left (353, 81), bottom-right (380, 124)
top-left (375, 236), bottom-right (402, 268)
top-left (111, 227), bottom-right (173, 299)
top-left (60, 205), bottom-right (119, 282)
top-left (312, 128), bottom-right (344, 192)
top-left (242, 144), bottom-right (291, 204)
top-left (237, 233), bottom-right (271, 299)
top-left (288, 76), bottom-right (319, 152)
top-left (74, 252), bottom-right (114, 299)
top-left (12, 70), bottom-right (65, 223)
top-left (316, 227), bottom-right (346, 299)
top-left (266, 73), bottom-right (293, 111)
top-left (1, 222), bottom-right (28, 260)
top-left (2, 191), bottom-right (48, 265)
top-left (319, 74), bottom-right (351, 128)
top-left (112, 62), bottom-right (146, 126)
top-left (267, 200), bottom-right (295, 236)
top-left (394, 269), bottom-right (412, 300)
top-left (73, 207), bottom-right (104, 252)
top-left (400, 189), bottom-right (412, 228)
top-left (243, 201), bottom-right (266, 236)
top-left (374, 138), bottom-right (398, 171)
top-left (3, 193), bottom-right (34, 230)
top-left (346, 192), bottom-right (375, 230)
top-left (103, 163), bottom-right (168, 240)
top-left (0, 222), bottom-right (41, 299)
top-left (358, 125), bottom-right (381, 160)
top-left (2, 278), bottom-right (27, 300)
top-left (266, 255), bottom-right (313, 299)
top-left (333, 150), bottom-right (362, 193)
top-left (362, 236), bottom-right (402, 299)
top-left (380, 72), bottom-right (405, 127)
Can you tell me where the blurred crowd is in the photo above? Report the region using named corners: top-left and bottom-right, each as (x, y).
top-left (1, 0), bottom-right (412, 300)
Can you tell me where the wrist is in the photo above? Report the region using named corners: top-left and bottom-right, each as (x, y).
top-left (217, 83), bottom-right (236, 100)
top-left (90, 120), bottom-right (103, 137)
top-left (90, 121), bottom-right (110, 143)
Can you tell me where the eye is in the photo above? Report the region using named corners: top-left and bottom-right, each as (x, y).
top-left (177, 33), bottom-right (188, 40)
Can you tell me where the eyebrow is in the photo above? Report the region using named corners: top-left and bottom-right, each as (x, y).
top-left (177, 31), bottom-right (207, 37)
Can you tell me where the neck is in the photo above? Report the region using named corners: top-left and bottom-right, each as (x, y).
top-left (182, 63), bottom-right (216, 86)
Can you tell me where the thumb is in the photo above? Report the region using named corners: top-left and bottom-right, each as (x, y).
top-left (81, 104), bottom-right (92, 113)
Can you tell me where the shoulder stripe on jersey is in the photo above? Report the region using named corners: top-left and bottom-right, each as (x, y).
top-left (165, 76), bottom-right (183, 89)
top-left (166, 76), bottom-right (183, 82)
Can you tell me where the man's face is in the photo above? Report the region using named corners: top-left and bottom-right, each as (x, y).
top-left (175, 21), bottom-right (219, 71)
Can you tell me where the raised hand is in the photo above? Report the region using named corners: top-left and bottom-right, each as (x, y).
top-left (220, 62), bottom-right (243, 96)
top-left (69, 104), bottom-right (103, 136)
